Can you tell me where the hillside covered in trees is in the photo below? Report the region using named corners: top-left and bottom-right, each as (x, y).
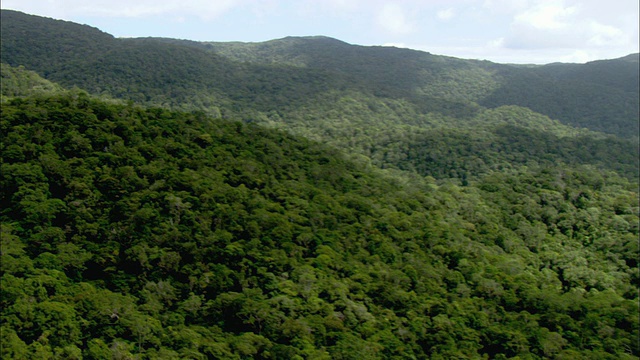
top-left (2, 10), bottom-right (639, 140)
top-left (1, 9), bottom-right (639, 360)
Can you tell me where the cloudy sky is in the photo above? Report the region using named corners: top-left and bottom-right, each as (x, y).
top-left (2, 0), bottom-right (638, 64)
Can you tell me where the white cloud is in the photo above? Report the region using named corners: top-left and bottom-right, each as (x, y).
top-left (246, 0), bottom-right (280, 19)
top-left (377, 3), bottom-right (415, 35)
top-left (482, 0), bottom-right (528, 13)
top-left (514, 1), bottom-right (577, 30)
top-left (587, 21), bottom-right (625, 46)
top-left (488, 37), bottom-right (505, 48)
top-left (437, 8), bottom-right (456, 21)
top-left (323, 0), bottom-right (363, 12)
top-left (298, 0), bottom-right (363, 17)
top-left (360, 0), bottom-right (637, 63)
top-left (558, 49), bottom-right (591, 63)
top-left (492, 0), bottom-right (637, 60)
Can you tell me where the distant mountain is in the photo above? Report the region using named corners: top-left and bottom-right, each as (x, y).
top-left (168, 35), bottom-right (640, 137)
top-left (0, 10), bottom-right (116, 75)
top-left (2, 9), bottom-right (638, 139)
top-left (480, 55), bottom-right (640, 136)
top-left (0, 10), bottom-right (340, 111)
top-left (176, 35), bottom-right (501, 103)
top-left (1, 9), bottom-right (638, 183)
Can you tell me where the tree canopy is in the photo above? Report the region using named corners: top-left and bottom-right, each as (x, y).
top-left (1, 9), bottom-right (638, 360)
top-left (1, 92), bottom-right (637, 359)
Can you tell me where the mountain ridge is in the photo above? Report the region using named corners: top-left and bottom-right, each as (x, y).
top-left (2, 9), bottom-right (637, 139)
top-left (1, 10), bottom-right (638, 182)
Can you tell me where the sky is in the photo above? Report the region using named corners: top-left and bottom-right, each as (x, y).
top-left (2, 0), bottom-right (638, 64)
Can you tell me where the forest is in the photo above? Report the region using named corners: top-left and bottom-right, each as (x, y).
top-left (1, 9), bottom-right (639, 360)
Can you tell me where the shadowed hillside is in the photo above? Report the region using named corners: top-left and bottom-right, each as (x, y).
top-left (1, 91), bottom-right (637, 359)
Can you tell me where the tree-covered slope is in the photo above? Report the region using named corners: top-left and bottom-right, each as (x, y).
top-left (239, 90), bottom-right (638, 181)
top-left (1, 63), bottom-right (63, 100)
top-left (479, 55), bottom-right (640, 137)
top-left (4, 10), bottom-right (637, 184)
top-left (0, 10), bottom-right (117, 76)
top-left (1, 92), bottom-right (638, 359)
top-left (2, 58), bottom-right (635, 183)
top-left (2, 9), bottom-right (638, 140)
top-left (1, 9), bottom-right (639, 360)
top-left (194, 36), bottom-right (639, 138)
top-left (0, 11), bottom-right (351, 117)
top-left (189, 36), bottom-right (501, 104)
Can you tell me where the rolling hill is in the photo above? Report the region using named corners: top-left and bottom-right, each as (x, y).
top-left (1, 9), bottom-right (638, 359)
top-left (1, 89), bottom-right (638, 359)
top-left (2, 9), bottom-right (638, 139)
top-left (2, 10), bottom-right (638, 183)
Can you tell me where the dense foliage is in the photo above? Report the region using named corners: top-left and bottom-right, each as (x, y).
top-left (2, 10), bottom-right (638, 139)
top-left (176, 36), bottom-right (640, 138)
top-left (479, 56), bottom-right (640, 138)
top-left (236, 91), bottom-right (638, 182)
top-left (1, 9), bottom-right (638, 360)
top-left (1, 64), bottom-right (63, 100)
top-left (1, 92), bottom-right (638, 359)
